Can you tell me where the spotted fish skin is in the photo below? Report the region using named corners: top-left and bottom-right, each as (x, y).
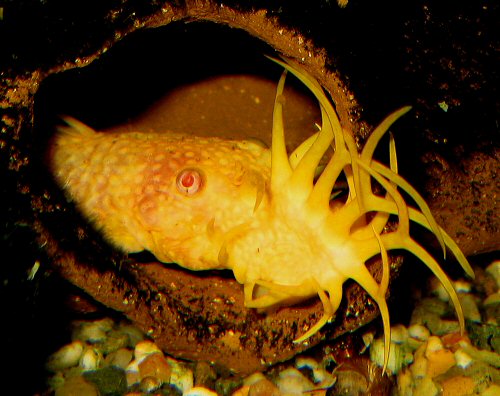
top-left (50, 118), bottom-right (271, 270)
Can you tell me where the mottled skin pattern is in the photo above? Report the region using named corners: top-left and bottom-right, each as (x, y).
top-left (50, 58), bottom-right (474, 373)
top-left (51, 127), bottom-right (271, 269)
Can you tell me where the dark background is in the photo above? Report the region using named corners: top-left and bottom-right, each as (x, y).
top-left (0, 1), bottom-right (498, 394)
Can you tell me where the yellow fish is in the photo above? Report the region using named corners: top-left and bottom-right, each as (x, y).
top-left (50, 58), bottom-right (474, 373)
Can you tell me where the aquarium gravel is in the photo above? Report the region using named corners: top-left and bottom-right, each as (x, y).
top-left (45, 259), bottom-right (499, 395)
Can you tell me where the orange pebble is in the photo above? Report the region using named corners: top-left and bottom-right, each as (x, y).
top-left (426, 349), bottom-right (456, 378)
top-left (231, 385), bottom-right (250, 396)
top-left (138, 352), bottom-right (172, 383)
top-left (440, 375), bottom-right (475, 396)
top-left (248, 378), bottom-right (280, 396)
top-left (441, 333), bottom-right (471, 350)
top-left (126, 370), bottom-right (141, 387)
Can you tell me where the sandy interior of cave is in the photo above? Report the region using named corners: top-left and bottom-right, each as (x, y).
top-left (105, 73), bottom-right (320, 151)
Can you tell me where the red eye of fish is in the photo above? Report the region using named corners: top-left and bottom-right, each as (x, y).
top-left (176, 168), bottom-right (204, 195)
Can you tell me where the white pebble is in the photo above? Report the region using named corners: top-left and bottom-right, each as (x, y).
top-left (369, 338), bottom-right (409, 375)
top-left (80, 348), bottom-right (101, 371)
top-left (242, 372), bottom-right (267, 387)
top-left (140, 376), bottom-right (162, 393)
top-left (483, 292), bottom-right (500, 306)
top-left (454, 280), bottom-right (473, 293)
top-left (295, 356), bottom-right (319, 370)
top-left (429, 278), bottom-right (450, 301)
top-left (312, 368), bottom-right (336, 388)
top-left (391, 324), bottom-right (409, 344)
top-left (311, 368), bottom-right (327, 383)
top-left (408, 324), bottom-right (430, 341)
top-left (276, 367), bottom-right (314, 394)
top-left (167, 356), bottom-right (194, 393)
top-left (362, 331), bottom-right (375, 349)
top-left (46, 340), bottom-right (84, 372)
top-left (117, 323), bottom-right (145, 347)
top-left (485, 260), bottom-right (500, 289)
top-left (73, 318), bottom-right (113, 343)
top-left (454, 349), bottom-right (473, 368)
top-left (425, 336), bottom-right (444, 354)
top-left (107, 348), bottom-right (133, 369)
top-left (134, 340), bottom-right (162, 361)
top-left (459, 294), bottom-right (482, 322)
top-left (125, 358), bottom-right (139, 374)
top-left (458, 339), bottom-right (471, 348)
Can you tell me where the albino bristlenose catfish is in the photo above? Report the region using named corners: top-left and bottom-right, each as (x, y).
top-left (50, 57), bottom-right (474, 373)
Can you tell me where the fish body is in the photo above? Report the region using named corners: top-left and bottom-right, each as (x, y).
top-left (50, 58), bottom-right (474, 373)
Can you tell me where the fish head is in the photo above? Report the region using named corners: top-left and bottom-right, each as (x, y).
top-left (49, 120), bottom-right (271, 270)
